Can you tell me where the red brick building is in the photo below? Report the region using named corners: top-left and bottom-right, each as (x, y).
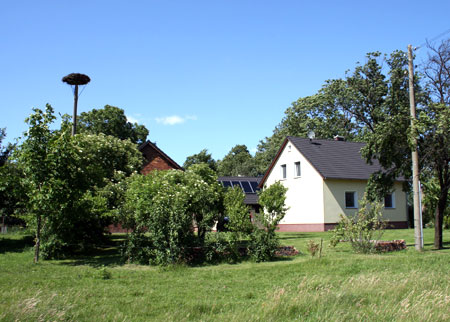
top-left (108, 141), bottom-right (182, 233)
top-left (139, 141), bottom-right (183, 174)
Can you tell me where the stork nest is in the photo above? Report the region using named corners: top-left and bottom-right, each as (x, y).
top-left (62, 73), bottom-right (91, 85)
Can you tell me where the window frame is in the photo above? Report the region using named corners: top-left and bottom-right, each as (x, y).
top-left (294, 161), bottom-right (301, 177)
top-left (384, 192), bottom-right (395, 209)
top-left (280, 164), bottom-right (287, 179)
top-left (345, 191), bottom-right (358, 209)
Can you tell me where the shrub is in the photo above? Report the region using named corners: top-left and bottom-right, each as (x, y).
top-left (204, 232), bottom-right (242, 264)
top-left (330, 195), bottom-right (386, 253)
top-left (249, 182), bottom-right (288, 262)
top-left (124, 169), bottom-right (222, 265)
top-left (306, 240), bottom-right (320, 257)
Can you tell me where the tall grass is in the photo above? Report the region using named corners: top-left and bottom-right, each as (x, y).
top-left (0, 229), bottom-right (448, 321)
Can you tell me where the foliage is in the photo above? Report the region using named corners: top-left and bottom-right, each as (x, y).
top-left (78, 105), bottom-right (149, 145)
top-left (124, 168), bottom-right (222, 265)
top-left (0, 131), bottom-right (26, 222)
top-left (204, 232), bottom-right (242, 264)
top-left (306, 240), bottom-right (320, 257)
top-left (330, 195), bottom-right (386, 253)
top-left (255, 182), bottom-right (288, 233)
top-left (183, 149), bottom-right (217, 171)
top-left (223, 186), bottom-right (253, 234)
top-left (249, 182), bottom-right (288, 261)
top-left (217, 144), bottom-right (258, 176)
top-left (15, 105), bottom-right (142, 260)
top-left (185, 164), bottom-right (223, 245)
top-left (420, 39), bottom-right (450, 248)
top-left (0, 128), bottom-right (15, 167)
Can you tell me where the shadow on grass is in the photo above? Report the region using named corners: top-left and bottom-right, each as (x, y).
top-left (278, 233), bottom-right (329, 240)
top-left (58, 235), bottom-right (125, 267)
top-left (0, 235), bottom-right (34, 254)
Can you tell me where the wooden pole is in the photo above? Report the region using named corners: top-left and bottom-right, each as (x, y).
top-left (72, 84), bottom-right (79, 136)
top-left (407, 44), bottom-right (423, 251)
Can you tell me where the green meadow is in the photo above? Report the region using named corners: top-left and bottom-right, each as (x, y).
top-left (1, 229), bottom-right (449, 321)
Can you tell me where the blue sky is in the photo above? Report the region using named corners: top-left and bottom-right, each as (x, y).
top-left (2, 1), bottom-right (450, 165)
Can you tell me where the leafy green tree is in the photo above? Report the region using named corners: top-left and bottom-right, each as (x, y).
top-left (185, 164), bottom-right (223, 245)
top-left (250, 182), bottom-right (288, 261)
top-left (124, 167), bottom-right (222, 265)
top-left (15, 105), bottom-right (57, 262)
top-left (217, 144), bottom-right (257, 176)
top-left (223, 186), bottom-right (252, 234)
top-left (254, 86), bottom-right (364, 175)
top-left (183, 149), bottom-right (217, 171)
top-left (78, 105), bottom-right (149, 145)
top-left (330, 195), bottom-right (386, 253)
top-left (420, 39), bottom-right (450, 248)
top-left (15, 105), bottom-right (143, 260)
top-left (0, 128), bottom-right (14, 166)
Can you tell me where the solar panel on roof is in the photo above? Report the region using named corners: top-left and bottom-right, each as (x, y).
top-left (240, 181), bottom-right (253, 193)
top-left (221, 181), bottom-right (232, 188)
top-left (250, 181), bottom-right (260, 192)
top-left (231, 181), bottom-right (242, 189)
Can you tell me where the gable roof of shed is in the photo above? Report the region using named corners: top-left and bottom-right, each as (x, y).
top-left (259, 136), bottom-right (385, 187)
top-left (138, 140), bottom-right (183, 171)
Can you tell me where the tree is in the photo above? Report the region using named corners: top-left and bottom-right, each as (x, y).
top-left (254, 85), bottom-right (365, 175)
top-left (78, 105), bottom-right (149, 145)
top-left (250, 181), bottom-right (288, 261)
top-left (0, 128), bottom-right (15, 167)
top-left (183, 149), bottom-right (217, 171)
top-left (185, 164), bottom-right (223, 245)
top-left (217, 144), bottom-right (257, 177)
top-left (420, 39), bottom-right (450, 248)
top-left (15, 105), bottom-right (57, 262)
top-left (326, 51), bottom-right (424, 199)
top-left (16, 105), bottom-right (143, 260)
top-left (123, 168), bottom-right (222, 265)
top-left (0, 129), bottom-right (26, 229)
top-left (223, 186), bottom-right (252, 234)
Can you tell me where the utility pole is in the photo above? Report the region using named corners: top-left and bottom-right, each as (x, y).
top-left (72, 84), bottom-right (79, 136)
top-left (407, 44), bottom-right (423, 251)
top-left (62, 73), bottom-right (91, 136)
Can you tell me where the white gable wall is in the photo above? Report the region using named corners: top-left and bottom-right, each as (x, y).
top-left (264, 141), bottom-right (325, 226)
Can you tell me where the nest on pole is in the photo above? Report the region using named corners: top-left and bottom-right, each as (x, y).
top-left (62, 73), bottom-right (91, 85)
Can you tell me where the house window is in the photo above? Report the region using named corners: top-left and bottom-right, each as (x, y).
top-left (384, 193), bottom-right (395, 208)
top-left (294, 161), bottom-right (301, 177)
top-left (345, 191), bottom-right (357, 208)
top-left (281, 164), bottom-right (286, 179)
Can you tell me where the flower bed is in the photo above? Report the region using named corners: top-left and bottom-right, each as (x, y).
top-left (374, 240), bottom-right (407, 252)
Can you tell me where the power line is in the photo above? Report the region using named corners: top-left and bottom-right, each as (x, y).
top-left (416, 28), bottom-right (450, 50)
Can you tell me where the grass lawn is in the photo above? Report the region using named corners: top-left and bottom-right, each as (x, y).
top-left (0, 229), bottom-right (449, 321)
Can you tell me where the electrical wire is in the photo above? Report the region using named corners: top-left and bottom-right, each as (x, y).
top-left (416, 28), bottom-right (450, 50)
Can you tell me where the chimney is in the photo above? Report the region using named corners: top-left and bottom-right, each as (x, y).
top-left (334, 135), bottom-right (345, 141)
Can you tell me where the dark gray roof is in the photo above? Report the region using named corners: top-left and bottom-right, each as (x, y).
top-left (218, 176), bottom-right (262, 183)
top-left (218, 176), bottom-right (261, 205)
top-left (287, 137), bottom-right (382, 180)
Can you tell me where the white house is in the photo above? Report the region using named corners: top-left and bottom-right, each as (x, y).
top-left (259, 136), bottom-right (408, 232)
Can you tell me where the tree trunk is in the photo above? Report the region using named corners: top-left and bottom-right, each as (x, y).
top-left (434, 187), bottom-right (449, 249)
top-left (34, 214), bottom-right (41, 263)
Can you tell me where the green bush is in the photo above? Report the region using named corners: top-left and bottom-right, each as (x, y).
top-left (124, 169), bottom-right (222, 265)
top-left (249, 182), bottom-right (288, 261)
top-left (330, 195), bottom-right (386, 253)
top-left (204, 232), bottom-right (241, 264)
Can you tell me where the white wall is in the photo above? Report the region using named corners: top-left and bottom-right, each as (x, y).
top-left (264, 141), bottom-right (325, 224)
